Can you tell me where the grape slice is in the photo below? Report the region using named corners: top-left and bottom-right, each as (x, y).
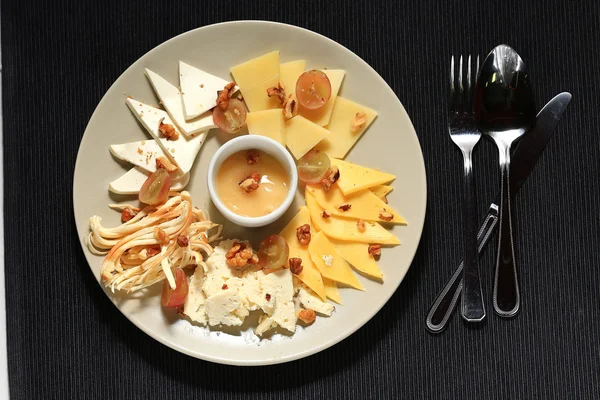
top-left (139, 168), bottom-right (171, 205)
top-left (161, 267), bottom-right (189, 308)
top-left (296, 70), bottom-right (332, 110)
top-left (297, 149), bottom-right (331, 183)
top-left (258, 234), bottom-right (290, 270)
top-left (213, 98), bottom-right (247, 133)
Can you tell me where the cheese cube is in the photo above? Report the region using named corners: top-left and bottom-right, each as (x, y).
top-left (308, 231), bottom-right (364, 290)
top-left (230, 51), bottom-right (280, 111)
top-left (316, 97), bottom-right (378, 158)
top-left (299, 69), bottom-right (345, 126)
top-left (279, 60), bottom-right (306, 100)
top-left (329, 239), bottom-right (383, 280)
top-left (331, 158), bottom-right (396, 196)
top-left (246, 109), bottom-right (285, 145)
top-left (285, 115), bottom-right (330, 159)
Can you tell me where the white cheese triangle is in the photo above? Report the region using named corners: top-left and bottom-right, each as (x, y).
top-left (179, 61), bottom-right (231, 120)
top-left (145, 68), bottom-right (217, 136)
top-left (125, 98), bottom-right (206, 173)
top-left (108, 166), bottom-right (189, 195)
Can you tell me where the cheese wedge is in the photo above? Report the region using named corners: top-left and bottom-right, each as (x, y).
top-left (299, 69), bottom-right (345, 126)
top-left (246, 109), bottom-right (285, 145)
top-left (329, 239), bottom-right (383, 280)
top-left (315, 97), bottom-right (377, 158)
top-left (179, 61), bottom-right (232, 120)
top-left (145, 69), bottom-right (217, 137)
top-left (331, 158), bottom-right (396, 195)
top-left (323, 278), bottom-right (342, 305)
top-left (110, 140), bottom-right (164, 174)
top-left (279, 60), bottom-right (306, 100)
top-left (109, 166), bottom-right (189, 195)
top-left (285, 115), bottom-right (330, 159)
top-left (230, 51), bottom-right (280, 112)
top-left (370, 185), bottom-right (393, 200)
top-left (125, 98), bottom-right (206, 173)
top-left (306, 189), bottom-right (400, 245)
top-left (280, 206), bottom-right (326, 301)
top-left (308, 231), bottom-right (364, 290)
top-left (306, 185), bottom-right (406, 224)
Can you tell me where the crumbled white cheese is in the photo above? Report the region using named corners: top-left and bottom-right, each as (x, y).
top-left (322, 254), bottom-right (333, 267)
top-left (255, 316), bottom-right (274, 336)
top-left (297, 287), bottom-right (334, 316)
top-left (183, 266), bottom-right (207, 324)
top-left (204, 289), bottom-right (245, 326)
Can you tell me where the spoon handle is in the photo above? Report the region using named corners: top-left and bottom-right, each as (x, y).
top-left (494, 148), bottom-right (521, 317)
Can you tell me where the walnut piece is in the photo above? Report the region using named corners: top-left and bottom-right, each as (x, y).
top-left (379, 208), bottom-right (394, 221)
top-left (350, 111), bottom-right (368, 133)
top-left (177, 235), bottom-right (189, 247)
top-left (266, 83), bottom-right (286, 106)
top-left (338, 204), bottom-right (351, 212)
top-left (321, 210), bottom-right (331, 218)
top-left (368, 244), bottom-right (382, 258)
top-left (357, 219), bottom-right (366, 232)
top-left (226, 241), bottom-right (259, 269)
top-left (158, 118), bottom-right (179, 141)
top-left (121, 206), bottom-right (140, 223)
top-left (297, 308), bottom-right (316, 325)
top-left (239, 172), bottom-right (262, 192)
top-left (246, 150), bottom-right (260, 165)
top-left (216, 82), bottom-right (236, 110)
top-left (154, 227), bottom-right (169, 246)
top-left (296, 224), bottom-right (311, 245)
top-left (283, 95), bottom-right (297, 119)
top-left (156, 156), bottom-right (178, 173)
top-left (289, 258), bottom-right (303, 275)
top-left (320, 165), bottom-right (340, 192)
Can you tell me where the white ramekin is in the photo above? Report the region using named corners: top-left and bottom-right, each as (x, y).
top-left (207, 135), bottom-right (298, 228)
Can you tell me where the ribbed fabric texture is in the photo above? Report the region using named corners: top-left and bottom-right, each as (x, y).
top-left (3, 0), bottom-right (599, 399)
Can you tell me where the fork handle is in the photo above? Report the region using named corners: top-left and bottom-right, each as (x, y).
top-left (493, 148), bottom-right (521, 317)
top-left (461, 150), bottom-right (486, 322)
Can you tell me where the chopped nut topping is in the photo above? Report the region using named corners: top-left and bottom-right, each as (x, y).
top-left (239, 172), bottom-right (261, 192)
top-left (368, 244), bottom-right (382, 258)
top-left (297, 308), bottom-right (316, 325)
top-left (351, 111), bottom-right (368, 133)
top-left (320, 165), bottom-right (340, 192)
top-left (216, 82), bottom-right (236, 110)
top-left (156, 156), bottom-right (178, 173)
top-left (357, 219), bottom-right (366, 232)
top-left (246, 150), bottom-right (260, 165)
top-left (225, 241), bottom-right (258, 269)
top-left (265, 293), bottom-right (272, 301)
top-left (289, 258), bottom-right (303, 275)
top-left (283, 95), bottom-right (297, 119)
top-left (296, 224), bottom-right (311, 245)
top-left (338, 204), bottom-right (351, 212)
top-left (222, 284), bottom-right (228, 290)
top-left (158, 118), bottom-right (179, 141)
top-left (121, 206), bottom-right (140, 223)
top-left (137, 147), bottom-right (143, 155)
top-left (321, 210), bottom-right (331, 219)
top-left (379, 208), bottom-right (394, 221)
top-left (177, 235), bottom-right (189, 247)
top-left (322, 254), bottom-right (333, 266)
top-left (266, 83), bottom-right (286, 106)
top-left (146, 245), bottom-right (161, 258)
top-left (153, 227), bottom-right (169, 246)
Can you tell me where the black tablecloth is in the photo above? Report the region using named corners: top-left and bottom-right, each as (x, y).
top-left (4, 0), bottom-right (600, 398)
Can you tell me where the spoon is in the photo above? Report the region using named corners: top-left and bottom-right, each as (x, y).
top-left (475, 44), bottom-right (535, 317)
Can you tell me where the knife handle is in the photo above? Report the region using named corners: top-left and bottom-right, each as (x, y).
top-left (493, 151), bottom-right (521, 317)
top-left (425, 209), bottom-right (498, 333)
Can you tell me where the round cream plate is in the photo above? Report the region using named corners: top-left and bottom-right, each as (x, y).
top-left (73, 21), bottom-right (427, 365)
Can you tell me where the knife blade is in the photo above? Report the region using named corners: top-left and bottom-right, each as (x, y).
top-left (425, 92), bottom-right (572, 333)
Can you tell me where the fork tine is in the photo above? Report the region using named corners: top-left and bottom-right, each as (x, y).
top-left (449, 55), bottom-right (455, 112)
top-left (466, 54), bottom-right (472, 112)
top-left (458, 55), bottom-right (464, 111)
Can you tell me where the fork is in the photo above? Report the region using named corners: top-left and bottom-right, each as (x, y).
top-left (448, 55), bottom-right (485, 322)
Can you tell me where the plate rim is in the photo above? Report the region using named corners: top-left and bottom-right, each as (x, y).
top-left (73, 20), bottom-right (427, 366)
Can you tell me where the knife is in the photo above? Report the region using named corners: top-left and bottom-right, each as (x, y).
top-left (425, 92), bottom-right (572, 333)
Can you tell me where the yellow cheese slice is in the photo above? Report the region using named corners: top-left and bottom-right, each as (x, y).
top-left (316, 97), bottom-right (377, 158)
top-left (331, 158), bottom-right (396, 195)
top-left (370, 185), bottom-right (393, 200)
top-left (330, 239), bottom-right (383, 280)
top-left (246, 109), bottom-right (285, 145)
top-left (280, 206), bottom-right (326, 301)
top-left (279, 60), bottom-right (306, 100)
top-left (306, 190), bottom-right (400, 245)
top-left (308, 231), bottom-right (364, 290)
top-left (230, 51), bottom-right (280, 112)
top-left (323, 278), bottom-right (342, 304)
top-left (285, 115), bottom-right (330, 159)
top-left (306, 185), bottom-right (406, 225)
top-left (299, 69), bottom-right (346, 126)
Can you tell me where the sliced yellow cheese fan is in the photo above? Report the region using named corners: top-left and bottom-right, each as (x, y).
top-left (329, 239), bottom-right (383, 280)
top-left (230, 51), bottom-right (280, 112)
top-left (331, 158), bottom-right (396, 196)
top-left (285, 115), bottom-right (330, 159)
top-left (308, 231), bottom-right (364, 290)
top-left (247, 109), bottom-right (285, 145)
top-left (323, 277), bottom-right (342, 304)
top-left (370, 185), bottom-right (393, 200)
top-left (280, 206), bottom-right (326, 301)
top-left (306, 189), bottom-right (400, 245)
top-left (306, 185), bottom-right (407, 225)
top-left (279, 60), bottom-right (306, 101)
